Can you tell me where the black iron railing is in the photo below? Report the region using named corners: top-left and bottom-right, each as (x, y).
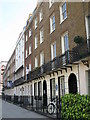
top-left (14, 40), bottom-right (90, 85)
top-left (14, 77), bottom-right (25, 86)
top-left (28, 40), bottom-right (90, 81)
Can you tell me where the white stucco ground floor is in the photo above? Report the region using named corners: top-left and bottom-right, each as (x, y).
top-left (4, 59), bottom-right (90, 106)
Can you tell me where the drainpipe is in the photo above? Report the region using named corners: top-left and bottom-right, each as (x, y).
top-left (78, 64), bottom-right (81, 94)
top-left (82, 1), bottom-right (86, 35)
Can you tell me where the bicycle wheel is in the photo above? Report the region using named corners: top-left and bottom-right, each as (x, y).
top-left (47, 103), bottom-right (55, 115)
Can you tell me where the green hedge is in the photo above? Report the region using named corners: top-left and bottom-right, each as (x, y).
top-left (61, 94), bottom-right (90, 120)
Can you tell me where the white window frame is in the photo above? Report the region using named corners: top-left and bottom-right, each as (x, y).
top-left (49, 0), bottom-right (54, 8)
top-left (29, 29), bottom-right (31, 37)
top-left (35, 36), bottom-right (38, 49)
top-left (35, 18), bottom-right (38, 29)
top-left (29, 44), bottom-right (31, 55)
top-left (35, 56), bottom-right (38, 68)
top-left (50, 14), bottom-right (55, 33)
top-left (39, 10), bottom-right (43, 22)
top-left (60, 2), bottom-right (67, 24)
top-left (40, 51), bottom-right (44, 66)
top-left (29, 64), bottom-right (31, 71)
top-left (51, 42), bottom-right (56, 60)
top-left (61, 32), bottom-right (69, 65)
top-left (40, 28), bottom-right (44, 44)
top-left (61, 31), bottom-right (69, 54)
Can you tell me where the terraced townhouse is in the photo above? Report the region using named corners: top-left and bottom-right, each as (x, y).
top-left (0, 61), bottom-right (7, 96)
top-left (3, 1), bottom-right (90, 107)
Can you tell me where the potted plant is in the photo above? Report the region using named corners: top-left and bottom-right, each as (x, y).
top-left (74, 36), bottom-right (85, 45)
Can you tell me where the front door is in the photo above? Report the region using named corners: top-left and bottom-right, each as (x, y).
top-left (68, 73), bottom-right (77, 94)
top-left (43, 80), bottom-right (47, 106)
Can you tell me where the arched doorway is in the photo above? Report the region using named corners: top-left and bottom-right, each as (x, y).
top-left (43, 80), bottom-right (47, 106)
top-left (68, 73), bottom-right (77, 94)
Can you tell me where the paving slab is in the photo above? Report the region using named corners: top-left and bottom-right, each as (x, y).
top-left (1, 100), bottom-right (50, 119)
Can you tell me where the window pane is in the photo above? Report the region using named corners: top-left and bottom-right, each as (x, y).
top-left (61, 77), bottom-right (65, 96)
top-left (61, 2), bottom-right (67, 21)
top-left (64, 34), bottom-right (69, 51)
top-left (63, 11), bottom-right (67, 19)
top-left (38, 82), bottom-right (42, 96)
top-left (40, 29), bottom-right (44, 44)
top-left (52, 79), bottom-right (55, 98)
top-left (53, 43), bottom-right (56, 58)
top-left (34, 83), bottom-right (37, 96)
top-left (52, 15), bottom-right (55, 30)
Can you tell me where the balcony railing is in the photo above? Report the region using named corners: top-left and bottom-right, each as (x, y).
top-left (28, 40), bottom-right (90, 81)
top-left (14, 77), bottom-right (25, 86)
top-left (14, 39), bottom-right (90, 86)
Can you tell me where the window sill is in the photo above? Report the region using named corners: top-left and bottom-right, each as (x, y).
top-left (49, 3), bottom-right (54, 8)
top-left (50, 29), bottom-right (55, 34)
top-left (35, 47), bottom-right (37, 50)
top-left (35, 26), bottom-right (37, 30)
top-left (29, 53), bottom-right (32, 55)
top-left (60, 17), bottom-right (67, 25)
top-left (39, 19), bottom-right (43, 23)
top-left (40, 40), bottom-right (44, 44)
top-left (29, 35), bottom-right (32, 38)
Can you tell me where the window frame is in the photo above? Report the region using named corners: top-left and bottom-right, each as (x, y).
top-left (29, 63), bottom-right (31, 72)
top-left (49, 0), bottom-right (54, 8)
top-left (34, 82), bottom-right (37, 97)
top-left (40, 28), bottom-right (44, 44)
top-left (35, 35), bottom-right (38, 49)
top-left (60, 2), bottom-right (67, 24)
top-left (35, 17), bottom-right (38, 29)
top-left (50, 14), bottom-right (55, 33)
top-left (60, 76), bottom-right (65, 96)
top-left (51, 42), bottom-right (56, 60)
top-left (38, 81), bottom-right (42, 97)
top-left (50, 78), bottom-right (56, 100)
top-left (29, 29), bottom-right (32, 37)
top-left (39, 10), bottom-right (43, 22)
top-left (61, 31), bottom-right (69, 54)
top-left (29, 44), bottom-right (32, 55)
top-left (40, 51), bottom-right (44, 66)
top-left (35, 56), bottom-right (38, 68)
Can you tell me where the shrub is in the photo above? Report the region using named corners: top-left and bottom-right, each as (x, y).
top-left (61, 94), bottom-right (90, 120)
top-left (74, 36), bottom-right (85, 45)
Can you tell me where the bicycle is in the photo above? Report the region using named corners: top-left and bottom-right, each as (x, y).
top-left (47, 97), bottom-right (61, 115)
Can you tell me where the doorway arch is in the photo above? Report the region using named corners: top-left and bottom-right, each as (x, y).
top-left (68, 73), bottom-right (77, 94)
top-left (43, 80), bottom-right (47, 106)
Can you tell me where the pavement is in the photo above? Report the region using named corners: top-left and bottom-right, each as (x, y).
top-left (1, 100), bottom-right (50, 119)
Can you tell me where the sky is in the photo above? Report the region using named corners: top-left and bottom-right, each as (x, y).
top-left (0, 0), bottom-right (37, 62)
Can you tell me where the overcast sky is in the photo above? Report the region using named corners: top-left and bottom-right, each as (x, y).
top-left (0, 0), bottom-right (37, 62)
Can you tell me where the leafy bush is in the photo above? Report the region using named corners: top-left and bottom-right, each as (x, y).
top-left (74, 36), bottom-right (85, 45)
top-left (61, 94), bottom-right (90, 120)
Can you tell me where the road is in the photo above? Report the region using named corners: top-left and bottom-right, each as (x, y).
top-left (1, 100), bottom-right (49, 119)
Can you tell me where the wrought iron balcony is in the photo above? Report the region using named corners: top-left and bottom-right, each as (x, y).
top-left (27, 40), bottom-right (90, 81)
top-left (13, 39), bottom-right (90, 85)
top-left (14, 77), bottom-right (25, 86)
